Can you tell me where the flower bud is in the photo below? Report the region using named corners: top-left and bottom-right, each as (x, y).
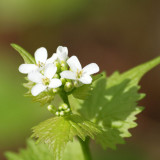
top-left (61, 103), bottom-right (68, 110)
top-left (55, 111), bottom-right (60, 116)
top-left (60, 111), bottom-right (65, 116)
top-left (64, 82), bottom-right (73, 92)
top-left (74, 81), bottom-right (80, 88)
top-left (53, 88), bottom-right (59, 94)
top-left (60, 78), bottom-right (66, 85)
top-left (61, 61), bottom-right (68, 71)
top-left (58, 105), bottom-right (63, 111)
top-left (65, 108), bottom-right (70, 113)
top-left (47, 105), bottom-right (56, 114)
top-left (54, 61), bottom-right (61, 72)
top-left (61, 61), bottom-right (66, 66)
top-left (53, 74), bottom-right (60, 79)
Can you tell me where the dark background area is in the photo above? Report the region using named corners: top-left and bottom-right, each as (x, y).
top-left (0, 0), bottom-right (160, 160)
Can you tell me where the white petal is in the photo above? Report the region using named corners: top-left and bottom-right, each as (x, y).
top-left (79, 75), bottom-right (92, 84)
top-left (60, 71), bottom-right (77, 80)
top-left (56, 46), bottom-right (68, 61)
top-left (31, 84), bottom-right (47, 96)
top-left (46, 53), bottom-right (57, 64)
top-left (28, 71), bottom-right (43, 83)
top-left (83, 63), bottom-right (99, 75)
top-left (44, 63), bottom-right (57, 79)
top-left (49, 78), bottom-right (62, 88)
top-left (67, 56), bottom-right (82, 72)
top-left (19, 64), bottom-right (38, 74)
top-left (57, 46), bottom-right (68, 55)
top-left (58, 53), bottom-right (68, 61)
top-left (35, 47), bottom-right (48, 64)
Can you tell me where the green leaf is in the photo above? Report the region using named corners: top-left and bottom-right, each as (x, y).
top-left (111, 107), bottom-right (144, 137)
top-left (107, 56), bottom-right (160, 88)
top-left (72, 84), bottom-right (92, 100)
top-left (79, 56), bottom-right (160, 149)
top-left (63, 139), bottom-right (85, 160)
top-left (11, 43), bottom-right (35, 64)
top-left (31, 114), bottom-right (101, 160)
top-left (79, 72), bottom-right (107, 120)
top-left (71, 73), bottom-right (103, 100)
top-left (23, 77), bottom-right (34, 92)
top-left (32, 91), bottom-right (55, 106)
top-left (5, 139), bottom-right (85, 160)
top-left (92, 73), bottom-right (103, 82)
top-left (95, 128), bottom-right (125, 150)
top-left (5, 139), bottom-right (53, 160)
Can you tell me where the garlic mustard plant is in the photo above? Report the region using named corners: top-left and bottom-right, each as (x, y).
top-left (8, 43), bottom-right (160, 160)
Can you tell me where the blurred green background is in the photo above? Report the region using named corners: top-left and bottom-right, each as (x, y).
top-left (0, 0), bottom-right (160, 160)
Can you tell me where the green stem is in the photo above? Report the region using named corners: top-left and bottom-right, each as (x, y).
top-left (59, 91), bottom-right (71, 111)
top-left (78, 137), bottom-right (92, 160)
top-left (61, 93), bottom-right (92, 160)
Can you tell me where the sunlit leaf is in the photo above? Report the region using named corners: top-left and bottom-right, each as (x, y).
top-left (32, 114), bottom-right (101, 160)
top-left (79, 56), bottom-right (160, 149)
top-left (72, 84), bottom-right (92, 100)
top-left (5, 139), bottom-right (85, 160)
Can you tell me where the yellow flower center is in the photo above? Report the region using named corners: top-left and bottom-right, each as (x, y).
top-left (37, 61), bottom-right (45, 68)
top-left (42, 77), bottom-right (50, 85)
top-left (77, 70), bottom-right (83, 79)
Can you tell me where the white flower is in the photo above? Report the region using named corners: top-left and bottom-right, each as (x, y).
top-left (55, 46), bottom-right (68, 62)
top-left (19, 47), bottom-right (57, 74)
top-left (28, 64), bottom-right (62, 96)
top-left (60, 56), bottom-right (99, 84)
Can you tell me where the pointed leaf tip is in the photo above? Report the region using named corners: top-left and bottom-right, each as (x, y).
top-left (11, 43), bottom-right (35, 64)
top-left (79, 56), bottom-right (160, 149)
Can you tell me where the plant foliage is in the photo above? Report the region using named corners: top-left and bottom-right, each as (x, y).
top-left (78, 56), bottom-right (160, 149)
top-left (5, 139), bottom-right (85, 160)
top-left (10, 43), bottom-right (160, 160)
top-left (32, 114), bottom-right (101, 160)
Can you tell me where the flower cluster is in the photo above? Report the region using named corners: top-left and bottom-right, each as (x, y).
top-left (19, 46), bottom-right (99, 96)
top-left (47, 103), bottom-right (70, 116)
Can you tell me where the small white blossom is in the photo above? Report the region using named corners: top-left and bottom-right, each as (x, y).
top-left (28, 64), bottom-right (62, 96)
top-left (55, 46), bottom-right (68, 62)
top-left (19, 47), bottom-right (57, 74)
top-left (60, 56), bottom-right (99, 84)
